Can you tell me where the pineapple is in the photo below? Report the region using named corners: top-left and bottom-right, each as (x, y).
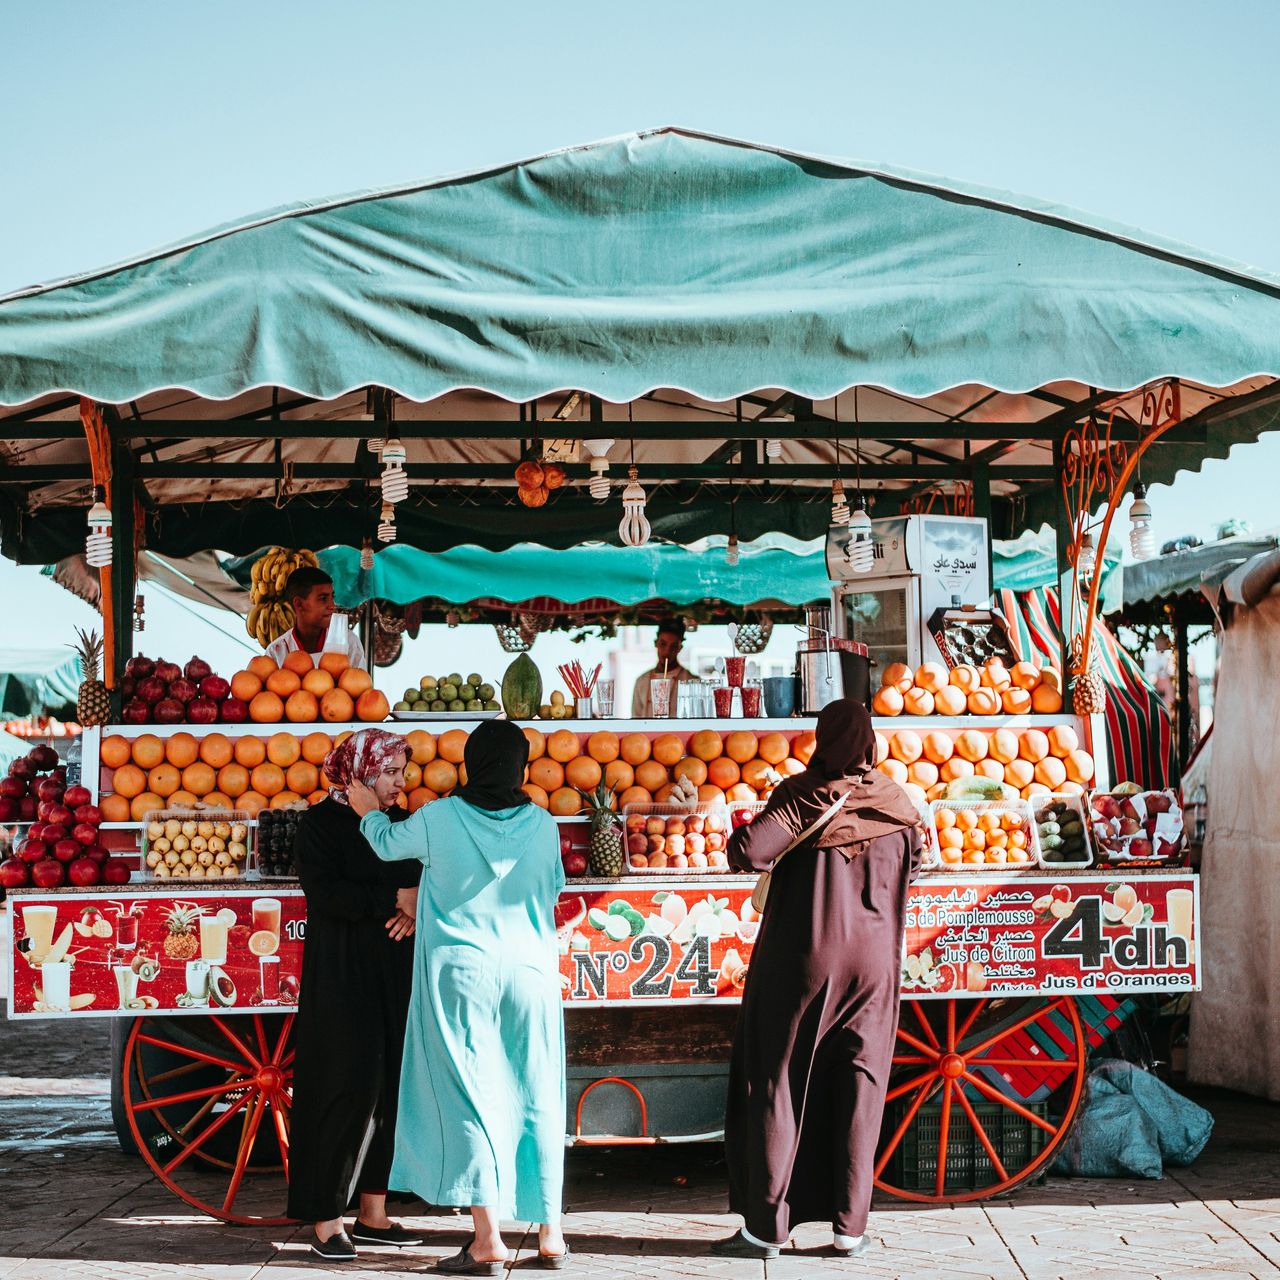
top-left (72, 628), bottom-right (110, 727)
top-left (1070, 634), bottom-right (1106, 715)
top-left (162, 905), bottom-right (200, 960)
top-left (581, 782), bottom-right (624, 878)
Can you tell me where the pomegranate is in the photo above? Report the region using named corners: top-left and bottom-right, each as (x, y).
top-left (186, 696), bottom-right (219, 725)
top-left (184, 656), bottom-right (213, 683)
top-left (0, 777), bottom-right (24, 802)
top-left (279, 974), bottom-right (300, 1001)
top-left (18, 796), bottom-right (35, 820)
top-left (53, 838), bottom-right (82, 863)
top-left (200, 674), bottom-right (231, 702)
top-left (16, 837), bottom-right (47, 863)
top-left (136, 676), bottom-right (167, 704)
top-left (122, 699), bottom-right (151, 725)
top-left (28, 744), bottom-right (58, 771)
top-left (168, 677), bottom-right (198, 704)
top-left (68, 856), bottom-right (101, 887)
top-left (125, 654), bottom-right (156, 679)
top-left (0, 797), bottom-right (21, 822)
top-left (36, 777), bottom-right (65, 804)
top-left (562, 850), bottom-right (589, 877)
top-left (45, 803), bottom-right (72, 829)
top-left (64, 786), bottom-right (92, 809)
top-left (40, 825), bottom-right (67, 844)
top-left (73, 803), bottom-right (102, 826)
top-left (72, 822), bottom-right (99, 846)
top-left (153, 699), bottom-right (185, 724)
top-left (8, 759), bottom-right (34, 783)
top-left (219, 697), bottom-right (249, 724)
top-left (31, 858), bottom-right (65, 888)
top-left (154, 660), bottom-right (181, 685)
top-left (83, 843), bottom-right (109, 865)
top-left (120, 676), bottom-right (137, 700)
top-left (0, 857), bottom-right (29, 889)
top-left (102, 858), bottom-right (132, 885)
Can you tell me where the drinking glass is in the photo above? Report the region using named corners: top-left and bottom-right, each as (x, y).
top-left (593, 680), bottom-right (615, 718)
top-left (260, 956), bottom-right (281, 1005)
top-left (725, 656), bottom-right (747, 688)
top-left (740, 684), bottom-right (762, 718)
top-left (649, 677), bottom-right (673, 718)
top-left (713, 686), bottom-right (735, 718)
top-left (42, 960), bottom-right (71, 1012)
top-left (199, 914), bottom-right (228, 967)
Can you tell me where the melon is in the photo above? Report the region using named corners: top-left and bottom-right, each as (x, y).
top-left (501, 654), bottom-right (543, 720)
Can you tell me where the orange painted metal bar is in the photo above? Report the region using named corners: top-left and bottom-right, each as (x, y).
top-left (79, 398), bottom-right (115, 686)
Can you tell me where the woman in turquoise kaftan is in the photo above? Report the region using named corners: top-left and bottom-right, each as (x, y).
top-left (350, 719), bottom-right (568, 1273)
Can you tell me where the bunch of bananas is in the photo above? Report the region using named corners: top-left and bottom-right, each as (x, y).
top-left (246, 547), bottom-right (319, 648)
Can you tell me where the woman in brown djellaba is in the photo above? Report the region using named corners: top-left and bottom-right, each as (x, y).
top-left (713, 699), bottom-right (923, 1261)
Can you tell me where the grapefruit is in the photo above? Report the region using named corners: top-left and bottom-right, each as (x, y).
top-left (247, 655), bottom-right (278, 681)
top-left (1001, 688), bottom-right (1033, 715)
top-left (301, 669), bottom-right (335, 698)
top-left (652, 734), bottom-right (684, 767)
top-left (872, 686), bottom-right (903, 716)
top-left (180, 762), bottom-right (216, 796)
top-left (988, 728), bottom-right (1020, 764)
top-left (724, 732), bottom-right (758, 764)
top-left (882, 662), bottom-right (913, 692)
top-left (101, 734), bottom-right (132, 769)
top-left (234, 736), bottom-right (267, 767)
top-left (404, 730), bottom-right (436, 765)
top-left (907, 760), bottom-right (939, 789)
top-left (318, 652), bottom-right (350, 677)
top-left (238, 791), bottom-right (268, 817)
top-left (956, 730), bottom-right (989, 762)
top-left (286, 761), bottom-right (319, 795)
top-left (603, 760), bottom-right (634, 793)
top-left (903, 688), bottom-right (935, 716)
top-left (791, 731), bottom-right (817, 764)
top-left (301, 731), bottom-right (333, 764)
top-left (265, 667), bottom-right (301, 699)
top-left (967, 689), bottom-right (1001, 716)
top-left (1048, 724), bottom-right (1080, 757)
top-left (1003, 760), bottom-right (1034, 790)
top-left (148, 763), bottom-right (181, 798)
top-left (424, 760), bottom-right (458, 793)
top-left (757, 732), bottom-right (789, 765)
top-left (285, 690), bottom-right (319, 723)
top-left (933, 686), bottom-right (967, 716)
top-left (620, 733), bottom-right (652, 766)
top-left (586, 732), bottom-right (620, 764)
top-left (549, 787), bottom-right (582, 816)
top-left (1031, 684), bottom-right (1064, 713)
top-left (267, 732), bottom-right (301, 767)
top-left (408, 787), bottom-right (437, 812)
top-left (249, 691), bottom-right (285, 723)
top-left (706, 757), bottom-right (739, 790)
top-left (402, 761), bottom-right (421, 791)
top-left (673, 757), bottom-right (708, 787)
top-left (130, 792), bottom-right (165, 820)
top-left (689, 729), bottom-right (724, 762)
top-left (697, 784), bottom-right (727, 804)
top-left (217, 763), bottom-right (250, 798)
top-left (1035, 757), bottom-right (1067, 790)
top-left (915, 663), bottom-right (949, 694)
top-left (890, 730), bottom-right (923, 764)
top-left (923, 731), bottom-right (955, 764)
top-left (198, 733), bottom-right (233, 769)
top-left (565, 756), bottom-right (602, 792)
top-left (230, 671), bottom-right (263, 703)
top-left (251, 763), bottom-right (285, 797)
top-left (940, 757), bottom-right (975, 783)
top-left (282, 650), bottom-right (314, 676)
top-left (740, 759), bottom-right (773, 791)
top-left (878, 759), bottom-right (908, 784)
top-left (100, 794), bottom-right (131, 822)
top-left (521, 783), bottom-right (549, 809)
top-left (355, 690), bottom-right (390, 722)
top-left (338, 667), bottom-right (373, 698)
top-left (523, 728), bottom-right (546, 761)
top-left (949, 664), bottom-right (981, 694)
top-left (528, 758), bottom-right (565, 793)
top-left (1010, 661), bottom-right (1042, 691)
top-left (165, 732), bottom-right (199, 768)
top-left (1019, 729), bottom-right (1050, 763)
top-left (319, 689), bottom-right (354, 722)
top-left (547, 730), bottom-right (581, 763)
top-left (111, 763), bottom-right (147, 799)
top-left (617, 785), bottom-right (652, 810)
top-left (635, 760), bottom-right (670, 793)
top-left (1065, 749), bottom-right (1094, 785)
top-left (438, 730), bottom-right (468, 764)
top-left (132, 734), bottom-right (165, 770)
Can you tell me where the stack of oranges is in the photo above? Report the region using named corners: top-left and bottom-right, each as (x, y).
top-left (227, 651), bottom-right (390, 725)
top-left (872, 658), bottom-right (1063, 718)
top-left (934, 805), bottom-right (1034, 866)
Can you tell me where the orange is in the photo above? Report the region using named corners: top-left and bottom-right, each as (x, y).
top-left (1022, 782), bottom-right (1051, 799)
top-left (270, 791), bottom-right (303, 810)
top-left (265, 667), bottom-right (302, 699)
top-left (907, 760), bottom-right (939, 789)
top-left (618, 785), bottom-right (654, 810)
top-left (168, 790), bottom-right (199, 808)
top-left (949, 664), bottom-right (981, 694)
top-left (166, 732), bottom-right (200, 767)
top-left (1065, 749), bottom-right (1095, 785)
top-left (282, 649), bottom-right (314, 676)
top-left (130, 792), bottom-right (165, 820)
top-left (604, 760), bottom-right (635, 793)
top-left (355, 690), bottom-right (390, 722)
top-left (726, 783), bottom-right (757, 804)
top-left (689, 729), bottom-right (724, 762)
top-left (402, 730), bottom-right (434, 765)
top-left (1019, 729), bottom-right (1050, 763)
top-left (301, 668), bottom-right (335, 698)
top-left (940, 757), bottom-right (975, 784)
top-left (1058, 780), bottom-right (1086, 797)
top-left (424, 760), bottom-right (459, 793)
top-left (148, 763), bottom-right (181, 798)
top-left (101, 734), bottom-right (132, 769)
top-left (967, 689), bottom-right (1000, 716)
top-left (955, 808), bottom-right (978, 831)
top-left (230, 670), bottom-right (263, 702)
top-left (741, 759), bottom-right (773, 791)
top-left (100, 793), bottom-right (131, 822)
top-left (238, 790), bottom-right (268, 817)
top-left (725, 732), bottom-right (758, 764)
top-left (756, 731), bottom-right (789, 765)
top-left (217, 762), bottom-right (250, 798)
top-left (915, 663), bottom-right (950, 694)
top-left (874, 731), bottom-right (889, 764)
top-left (777, 758), bottom-right (806, 778)
top-left (981, 659), bottom-right (1011, 691)
top-left (523, 728), bottom-right (546, 762)
top-left (620, 733), bottom-right (652, 766)
top-left (791, 731), bottom-right (817, 765)
top-left (247, 655), bottom-right (278, 680)
top-left (975, 759), bottom-right (1005, 781)
top-left (654, 783), bottom-right (677, 804)
top-left (285, 689), bottom-right (319, 723)
top-left (318, 651), bottom-right (350, 677)
top-left (706, 757), bottom-right (741, 790)
top-left (250, 690), bottom-right (285, 723)
top-left (652, 734), bottom-right (685, 767)
top-left (408, 787), bottom-right (438, 812)
top-left (1048, 724), bottom-right (1080, 758)
top-left (636, 760), bottom-right (671, 793)
top-left (1010, 661), bottom-right (1042, 691)
top-left (1003, 760), bottom-right (1035, 790)
top-left (521, 783), bottom-right (549, 809)
top-left (547, 730), bottom-right (580, 763)
top-left (438, 730), bottom-right (469, 764)
top-left (1001, 688), bottom-right (1033, 715)
top-left (696, 784), bottom-right (727, 804)
top-left (528, 758), bottom-right (565, 793)
top-left (549, 787), bottom-right (582, 817)
top-left (402, 761), bottom-right (421, 791)
top-left (586, 732), bottom-right (620, 764)
top-left (131, 734), bottom-right (165, 770)
top-left (232, 736), bottom-right (266, 768)
top-left (180, 762), bottom-right (216, 796)
top-left (890, 730), bottom-right (923, 764)
top-left (872, 686), bottom-right (903, 716)
top-left (251, 762), bottom-right (285, 797)
top-left (955, 730), bottom-right (989, 762)
top-left (300, 731), bottom-right (333, 764)
top-left (111, 762), bottom-right (147, 799)
top-left (939, 828), bottom-right (964, 850)
top-left (319, 688), bottom-right (354, 722)
top-left (204, 792), bottom-right (234, 810)
top-left (933, 686), bottom-right (967, 716)
top-left (882, 662), bottom-right (914, 692)
top-left (565, 756), bottom-right (603, 792)
top-left (1035, 756), bottom-right (1068, 790)
top-left (877, 759), bottom-right (908, 785)
top-left (1031, 684), bottom-right (1064, 714)
top-left (338, 667), bottom-right (373, 698)
top-left (198, 733), bottom-right (233, 769)
top-left (458, 763), bottom-right (469, 787)
top-left (1039, 667), bottom-right (1064, 692)
top-left (266, 732), bottom-right (301, 767)
top-left (334, 730), bottom-right (353, 748)
top-left (286, 760), bottom-right (319, 795)
top-left (903, 688), bottom-right (935, 716)
top-left (673, 756), bottom-right (708, 787)
top-left (988, 728), bottom-right (1020, 765)
top-left (977, 811), bottom-right (1000, 833)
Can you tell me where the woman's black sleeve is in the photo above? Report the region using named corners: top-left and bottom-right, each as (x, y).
top-left (294, 813), bottom-right (397, 920)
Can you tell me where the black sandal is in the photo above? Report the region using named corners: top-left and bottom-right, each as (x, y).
top-left (432, 1236), bottom-right (505, 1276)
top-left (537, 1241), bottom-right (571, 1269)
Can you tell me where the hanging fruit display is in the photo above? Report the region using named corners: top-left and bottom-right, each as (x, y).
top-left (515, 460), bottom-right (565, 508)
top-left (246, 547), bottom-right (320, 648)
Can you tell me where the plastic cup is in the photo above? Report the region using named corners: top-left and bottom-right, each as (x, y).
top-left (740, 684), bottom-right (762, 718)
top-left (725, 656), bottom-right (747, 688)
top-left (649, 677), bottom-right (674, 718)
top-left (713, 686), bottom-right (735, 718)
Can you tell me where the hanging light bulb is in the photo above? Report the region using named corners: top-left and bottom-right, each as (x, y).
top-left (582, 438), bottom-right (615, 500)
top-left (1078, 531), bottom-right (1097, 579)
top-left (85, 489), bottom-right (112, 568)
top-left (830, 478), bottom-right (851, 527)
top-left (726, 533), bottom-right (740, 567)
top-left (377, 502), bottom-right (397, 543)
top-left (379, 439), bottom-right (409, 504)
top-left (758, 416), bottom-right (786, 460)
top-left (359, 539), bottom-right (374, 571)
top-left (1129, 484), bottom-right (1155, 560)
top-left (618, 465), bottom-right (651, 547)
top-left (845, 497), bottom-right (875, 574)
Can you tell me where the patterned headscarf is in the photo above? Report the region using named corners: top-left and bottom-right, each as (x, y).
top-left (322, 728), bottom-right (407, 805)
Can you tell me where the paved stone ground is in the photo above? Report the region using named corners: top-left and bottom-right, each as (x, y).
top-left (2, 1003), bottom-right (1280, 1279)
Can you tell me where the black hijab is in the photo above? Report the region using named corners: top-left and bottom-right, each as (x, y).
top-left (455, 719), bottom-right (532, 811)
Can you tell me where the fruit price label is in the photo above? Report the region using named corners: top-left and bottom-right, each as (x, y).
top-left (901, 873), bottom-right (1200, 999)
top-left (7, 890), bottom-right (306, 1019)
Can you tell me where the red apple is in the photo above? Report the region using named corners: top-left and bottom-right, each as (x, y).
top-left (64, 786), bottom-right (92, 809)
top-left (125, 655), bottom-right (156, 679)
top-left (123, 699), bottom-right (151, 725)
top-left (200, 674), bottom-right (231, 702)
top-left (168, 677), bottom-right (198, 704)
top-left (154, 660), bottom-right (181, 685)
top-left (1050, 883), bottom-right (1072, 905)
top-left (28, 744), bottom-right (58, 771)
top-left (187, 696), bottom-right (219, 725)
top-left (30, 858), bottom-right (65, 888)
top-left (45, 804), bottom-right (72, 829)
top-left (16, 837), bottom-right (47, 863)
top-left (184, 656), bottom-right (213, 684)
top-left (102, 858), bottom-right (132, 885)
top-left (218, 697), bottom-right (249, 724)
top-left (68, 856), bottom-right (101, 887)
top-left (36, 777), bottom-right (65, 804)
top-left (0, 857), bottom-right (29, 889)
top-left (83, 843), bottom-right (109, 865)
top-left (136, 676), bottom-right (166, 704)
top-left (0, 777), bottom-right (25, 801)
top-left (72, 822), bottom-right (99, 846)
top-left (153, 699), bottom-right (185, 724)
top-left (53, 838), bottom-right (81, 863)
top-left (562, 850), bottom-right (589, 877)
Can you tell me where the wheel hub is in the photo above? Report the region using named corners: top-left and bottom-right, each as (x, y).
top-left (940, 1052), bottom-right (966, 1079)
top-left (256, 1065), bottom-right (285, 1092)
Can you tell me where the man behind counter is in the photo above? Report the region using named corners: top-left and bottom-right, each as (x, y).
top-left (631, 618), bottom-right (696, 718)
top-left (267, 567), bottom-right (368, 670)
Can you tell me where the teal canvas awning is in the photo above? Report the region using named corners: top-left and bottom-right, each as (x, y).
top-left (0, 649), bottom-right (82, 718)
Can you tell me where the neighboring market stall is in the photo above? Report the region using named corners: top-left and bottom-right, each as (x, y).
top-left (0, 126), bottom-right (1269, 1218)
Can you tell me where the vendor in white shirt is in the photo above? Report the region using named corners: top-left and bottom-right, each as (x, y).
top-left (631, 618), bottom-right (696, 718)
top-left (266, 567), bottom-right (367, 670)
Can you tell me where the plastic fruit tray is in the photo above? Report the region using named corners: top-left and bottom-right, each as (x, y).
top-left (140, 808), bottom-right (256, 881)
top-left (928, 797), bottom-right (1039, 870)
top-left (1032, 794), bottom-right (1093, 867)
top-left (622, 802), bottom-right (732, 874)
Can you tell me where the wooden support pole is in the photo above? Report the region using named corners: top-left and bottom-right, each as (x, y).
top-left (108, 436), bottom-right (136, 712)
top-left (1175, 608), bottom-right (1192, 771)
top-left (1051, 439), bottom-right (1074, 675)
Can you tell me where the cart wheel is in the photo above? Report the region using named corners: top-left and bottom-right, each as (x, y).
top-left (874, 996), bottom-right (1085, 1203)
top-left (122, 1013), bottom-right (296, 1225)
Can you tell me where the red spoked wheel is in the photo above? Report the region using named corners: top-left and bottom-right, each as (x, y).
top-left (874, 996), bottom-right (1085, 1203)
top-left (122, 1013), bottom-right (295, 1224)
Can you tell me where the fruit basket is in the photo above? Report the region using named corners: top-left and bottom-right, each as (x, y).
top-left (928, 798), bottom-right (1039, 870)
top-left (622, 803), bottom-right (732, 873)
top-left (141, 808), bottom-right (255, 881)
top-left (1088, 787), bottom-right (1185, 865)
top-left (1033, 795), bottom-right (1092, 867)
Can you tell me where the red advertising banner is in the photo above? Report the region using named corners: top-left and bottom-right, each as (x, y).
top-left (8, 890), bottom-right (305, 1018)
top-left (902, 873), bottom-right (1200, 999)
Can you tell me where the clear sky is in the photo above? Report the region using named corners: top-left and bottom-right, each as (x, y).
top-left (2, 0), bottom-right (1278, 679)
